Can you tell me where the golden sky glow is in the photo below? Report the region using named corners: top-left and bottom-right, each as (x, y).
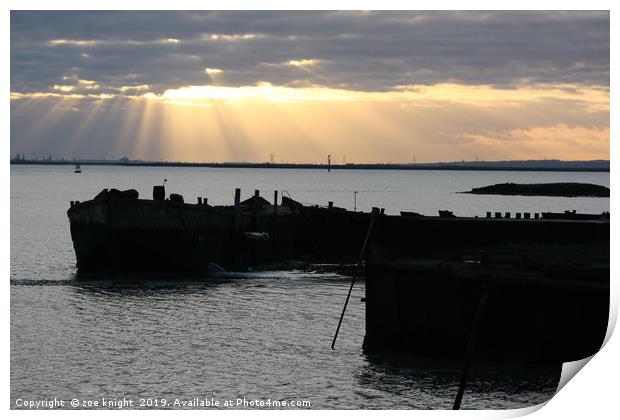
top-left (10, 81), bottom-right (609, 163)
top-left (10, 11), bottom-right (610, 163)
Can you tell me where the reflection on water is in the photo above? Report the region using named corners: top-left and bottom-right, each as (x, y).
top-left (358, 354), bottom-right (559, 409)
top-left (11, 274), bottom-right (560, 409)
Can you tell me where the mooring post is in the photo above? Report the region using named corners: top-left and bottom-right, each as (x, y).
top-left (234, 188), bottom-right (241, 230)
top-left (272, 190), bottom-right (278, 254)
top-left (234, 188), bottom-right (241, 232)
top-left (453, 292), bottom-right (489, 410)
top-left (198, 197), bottom-right (202, 205)
top-left (234, 188), bottom-right (241, 216)
top-left (331, 207), bottom-right (380, 350)
top-left (231, 188), bottom-right (241, 269)
top-left (252, 189), bottom-right (260, 230)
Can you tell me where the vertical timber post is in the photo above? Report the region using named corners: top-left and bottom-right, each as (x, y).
top-left (272, 190), bottom-right (278, 254)
top-left (232, 188), bottom-right (241, 269)
top-left (253, 190), bottom-right (260, 228)
top-left (453, 292), bottom-right (489, 410)
top-left (331, 207), bottom-right (380, 349)
top-left (234, 188), bottom-right (241, 227)
top-left (252, 189), bottom-right (260, 265)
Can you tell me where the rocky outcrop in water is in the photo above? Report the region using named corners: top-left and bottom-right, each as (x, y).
top-left (465, 182), bottom-right (609, 197)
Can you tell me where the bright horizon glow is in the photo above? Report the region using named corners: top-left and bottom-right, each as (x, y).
top-left (11, 10), bottom-right (609, 164)
top-left (10, 81), bottom-right (610, 164)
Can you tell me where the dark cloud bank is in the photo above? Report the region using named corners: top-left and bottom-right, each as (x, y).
top-left (11, 11), bottom-right (610, 94)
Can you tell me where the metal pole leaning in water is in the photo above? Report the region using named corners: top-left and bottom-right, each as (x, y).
top-left (331, 207), bottom-right (380, 350)
top-left (453, 292), bottom-right (489, 410)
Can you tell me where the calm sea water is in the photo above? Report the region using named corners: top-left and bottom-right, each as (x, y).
top-left (10, 165), bottom-right (610, 409)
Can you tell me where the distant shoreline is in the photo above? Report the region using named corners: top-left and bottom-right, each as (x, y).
top-left (9, 160), bottom-right (610, 172)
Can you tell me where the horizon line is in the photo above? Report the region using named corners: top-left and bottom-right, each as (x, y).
top-left (9, 158), bottom-right (610, 172)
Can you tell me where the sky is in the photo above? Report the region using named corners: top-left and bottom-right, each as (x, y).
top-left (10, 10), bottom-right (610, 163)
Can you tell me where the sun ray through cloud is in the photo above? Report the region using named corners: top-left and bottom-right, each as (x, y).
top-left (10, 11), bottom-right (609, 163)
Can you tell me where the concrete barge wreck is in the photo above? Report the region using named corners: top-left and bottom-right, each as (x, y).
top-left (68, 185), bottom-right (610, 365)
top-left (68, 186), bottom-right (301, 273)
top-left (363, 213), bottom-right (609, 364)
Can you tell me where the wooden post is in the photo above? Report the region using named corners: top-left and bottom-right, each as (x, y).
top-left (234, 188), bottom-right (241, 213)
top-left (234, 188), bottom-right (241, 231)
top-left (253, 190), bottom-right (260, 227)
top-left (231, 188), bottom-right (241, 269)
top-left (453, 293), bottom-right (489, 410)
top-left (331, 207), bottom-right (380, 350)
top-left (250, 189), bottom-right (260, 265)
top-left (328, 201), bottom-right (334, 209)
top-left (197, 197), bottom-right (202, 204)
top-left (272, 190), bottom-right (278, 254)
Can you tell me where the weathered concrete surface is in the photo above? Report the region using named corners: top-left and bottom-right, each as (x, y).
top-left (363, 214), bottom-right (610, 363)
top-left (368, 213), bottom-right (609, 261)
top-left (68, 189), bottom-right (610, 285)
top-left (68, 191), bottom-right (300, 273)
top-left (364, 253), bottom-right (608, 363)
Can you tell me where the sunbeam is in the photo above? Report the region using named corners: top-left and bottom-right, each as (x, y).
top-left (10, 81), bottom-right (609, 163)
